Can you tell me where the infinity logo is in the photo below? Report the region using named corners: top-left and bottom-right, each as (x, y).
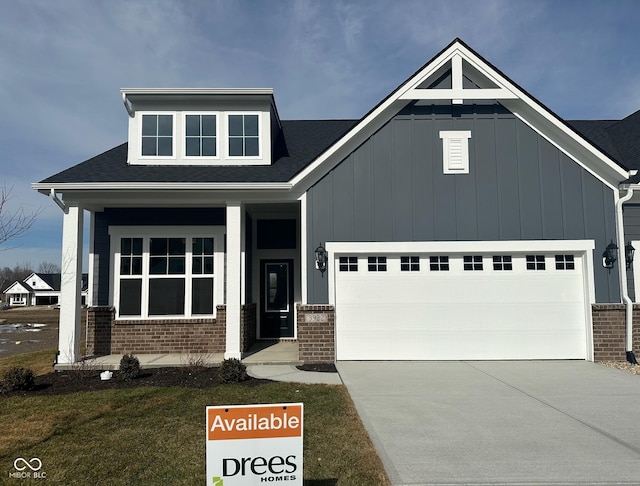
top-left (14, 457), bottom-right (42, 472)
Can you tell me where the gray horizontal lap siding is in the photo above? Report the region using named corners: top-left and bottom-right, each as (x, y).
top-left (306, 104), bottom-right (618, 304)
top-left (93, 208), bottom-right (225, 306)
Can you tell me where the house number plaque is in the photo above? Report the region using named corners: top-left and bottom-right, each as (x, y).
top-left (304, 313), bottom-right (328, 323)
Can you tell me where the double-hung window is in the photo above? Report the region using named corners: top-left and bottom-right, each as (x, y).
top-left (111, 227), bottom-right (223, 319)
top-left (228, 114), bottom-right (260, 157)
top-left (141, 114), bottom-right (174, 156)
top-left (185, 114), bottom-right (217, 157)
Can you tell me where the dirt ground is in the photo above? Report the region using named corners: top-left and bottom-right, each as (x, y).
top-left (0, 306), bottom-right (85, 358)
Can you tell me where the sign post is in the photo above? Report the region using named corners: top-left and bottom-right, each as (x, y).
top-left (206, 403), bottom-right (303, 485)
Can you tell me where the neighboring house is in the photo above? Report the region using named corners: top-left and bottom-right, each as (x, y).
top-left (32, 39), bottom-right (640, 365)
top-left (2, 273), bottom-right (88, 307)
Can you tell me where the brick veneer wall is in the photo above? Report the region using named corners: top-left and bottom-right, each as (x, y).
top-left (87, 305), bottom-right (226, 355)
top-left (240, 303), bottom-right (257, 352)
top-left (592, 304), bottom-right (640, 361)
top-left (297, 305), bottom-right (335, 363)
top-left (86, 306), bottom-right (115, 356)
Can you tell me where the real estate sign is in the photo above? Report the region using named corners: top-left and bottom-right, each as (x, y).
top-left (206, 403), bottom-right (303, 485)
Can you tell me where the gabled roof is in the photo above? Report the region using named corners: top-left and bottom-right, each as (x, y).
top-left (2, 281), bottom-right (31, 294)
top-left (34, 38), bottom-right (636, 193)
top-left (2, 274), bottom-right (89, 294)
top-left (290, 38), bottom-right (632, 191)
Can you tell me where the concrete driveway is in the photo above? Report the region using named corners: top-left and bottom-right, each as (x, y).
top-left (337, 361), bottom-right (640, 486)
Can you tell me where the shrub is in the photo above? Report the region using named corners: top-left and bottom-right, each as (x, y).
top-left (119, 354), bottom-right (141, 380)
top-left (1, 366), bottom-right (35, 392)
top-left (219, 358), bottom-right (248, 383)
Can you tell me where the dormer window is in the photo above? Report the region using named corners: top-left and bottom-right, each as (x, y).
top-left (228, 114), bottom-right (260, 157)
top-left (185, 114), bottom-right (217, 157)
top-left (142, 114), bottom-right (174, 157)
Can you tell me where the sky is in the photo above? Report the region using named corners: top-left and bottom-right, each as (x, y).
top-left (1, 0), bottom-right (639, 273)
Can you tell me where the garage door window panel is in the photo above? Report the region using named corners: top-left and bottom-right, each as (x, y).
top-left (339, 257), bottom-right (358, 272)
top-left (493, 255), bottom-right (512, 271)
top-left (527, 255), bottom-right (546, 270)
top-left (430, 256), bottom-right (449, 271)
top-left (401, 256), bottom-right (420, 272)
top-left (368, 256), bottom-right (387, 272)
top-left (555, 255), bottom-right (575, 270)
top-left (464, 255), bottom-right (483, 271)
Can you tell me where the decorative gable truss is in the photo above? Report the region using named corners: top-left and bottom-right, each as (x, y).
top-left (291, 39), bottom-right (631, 193)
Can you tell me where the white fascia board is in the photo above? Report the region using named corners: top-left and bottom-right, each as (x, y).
top-left (398, 88), bottom-right (518, 100)
top-left (4, 282), bottom-right (29, 294)
top-left (121, 88), bottom-right (274, 96)
top-left (32, 182), bottom-right (292, 192)
top-left (325, 240), bottom-right (595, 255)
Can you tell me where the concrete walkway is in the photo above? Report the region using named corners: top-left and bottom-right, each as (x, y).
top-left (338, 360), bottom-right (640, 486)
top-left (65, 341), bottom-right (341, 384)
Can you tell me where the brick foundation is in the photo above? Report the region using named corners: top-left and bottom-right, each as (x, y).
top-left (297, 304), bottom-right (335, 363)
top-left (592, 304), bottom-right (640, 361)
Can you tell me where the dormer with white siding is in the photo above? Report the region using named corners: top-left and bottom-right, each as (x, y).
top-left (121, 89), bottom-right (281, 166)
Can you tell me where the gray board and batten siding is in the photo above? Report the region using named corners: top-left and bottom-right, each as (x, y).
top-left (91, 208), bottom-right (225, 306)
top-left (623, 205), bottom-right (640, 300)
top-left (305, 103), bottom-right (619, 304)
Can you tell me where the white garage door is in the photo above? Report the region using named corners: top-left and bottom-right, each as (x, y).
top-left (331, 241), bottom-right (594, 361)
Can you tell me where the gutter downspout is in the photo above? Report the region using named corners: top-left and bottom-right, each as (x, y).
top-left (49, 189), bottom-right (67, 213)
top-left (616, 186), bottom-right (636, 364)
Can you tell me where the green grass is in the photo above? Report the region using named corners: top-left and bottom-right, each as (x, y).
top-left (0, 351), bottom-right (390, 485)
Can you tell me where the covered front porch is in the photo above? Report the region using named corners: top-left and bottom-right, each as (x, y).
top-left (53, 195), bottom-right (333, 366)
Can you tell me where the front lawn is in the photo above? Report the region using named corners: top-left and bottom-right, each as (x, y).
top-left (0, 350), bottom-right (389, 485)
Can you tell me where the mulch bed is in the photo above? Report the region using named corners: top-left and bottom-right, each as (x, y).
top-left (297, 363), bottom-right (338, 373)
top-left (1, 367), bottom-right (271, 397)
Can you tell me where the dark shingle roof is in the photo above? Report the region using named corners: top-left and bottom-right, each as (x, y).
top-left (569, 109), bottom-right (640, 171)
top-left (40, 120), bottom-right (358, 184)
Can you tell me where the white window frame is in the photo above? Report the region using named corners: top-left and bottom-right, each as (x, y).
top-left (183, 112), bottom-right (220, 161)
top-left (139, 112), bottom-right (177, 160)
top-left (440, 130), bottom-right (471, 174)
top-left (109, 226), bottom-right (225, 319)
top-left (227, 112), bottom-right (261, 159)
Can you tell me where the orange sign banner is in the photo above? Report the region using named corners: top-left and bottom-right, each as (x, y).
top-left (207, 404), bottom-right (303, 441)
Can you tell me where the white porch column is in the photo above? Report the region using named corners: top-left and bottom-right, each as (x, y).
top-left (225, 201), bottom-right (243, 359)
top-left (58, 203), bottom-right (84, 364)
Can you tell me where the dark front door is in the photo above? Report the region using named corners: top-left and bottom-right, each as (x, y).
top-left (260, 260), bottom-right (294, 338)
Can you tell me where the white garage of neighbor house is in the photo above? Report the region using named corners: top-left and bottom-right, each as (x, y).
top-left (32, 38), bottom-right (640, 366)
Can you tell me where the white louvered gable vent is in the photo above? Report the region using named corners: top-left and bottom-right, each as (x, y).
top-left (440, 130), bottom-right (471, 174)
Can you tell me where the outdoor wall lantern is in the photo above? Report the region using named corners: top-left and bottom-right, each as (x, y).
top-left (315, 243), bottom-right (327, 277)
top-left (626, 242), bottom-right (635, 269)
top-left (602, 241), bottom-right (618, 269)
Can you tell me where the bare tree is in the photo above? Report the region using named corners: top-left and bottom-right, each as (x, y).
top-left (0, 183), bottom-right (39, 249)
top-left (38, 261), bottom-right (61, 274)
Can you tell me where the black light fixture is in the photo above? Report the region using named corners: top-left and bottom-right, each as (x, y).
top-left (626, 242), bottom-right (635, 269)
top-left (602, 241), bottom-right (618, 269)
top-left (314, 243), bottom-right (327, 276)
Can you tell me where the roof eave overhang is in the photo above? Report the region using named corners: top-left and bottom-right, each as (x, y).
top-left (32, 182), bottom-right (292, 192)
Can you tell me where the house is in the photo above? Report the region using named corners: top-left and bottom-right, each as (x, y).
top-left (2, 273), bottom-right (88, 307)
top-left (32, 38), bottom-right (640, 365)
